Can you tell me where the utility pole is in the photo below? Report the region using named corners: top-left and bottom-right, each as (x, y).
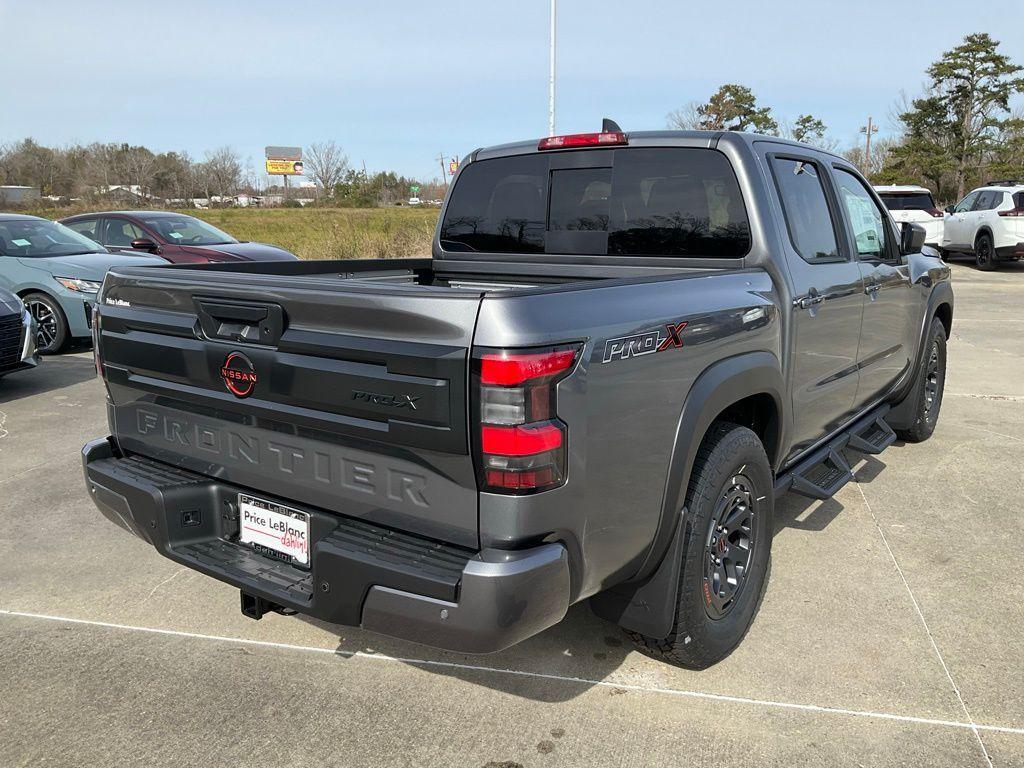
top-left (438, 153), bottom-right (448, 186)
top-left (860, 116), bottom-right (878, 171)
top-left (549, 0), bottom-right (556, 136)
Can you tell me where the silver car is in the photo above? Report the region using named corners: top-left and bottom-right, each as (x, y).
top-left (0, 286), bottom-right (38, 379)
top-left (0, 214), bottom-right (162, 353)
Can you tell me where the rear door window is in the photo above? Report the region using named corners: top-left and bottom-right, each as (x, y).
top-left (769, 157), bottom-right (840, 263)
top-left (973, 191), bottom-right (997, 211)
top-left (878, 193), bottom-right (935, 211)
top-left (440, 148), bottom-right (750, 258)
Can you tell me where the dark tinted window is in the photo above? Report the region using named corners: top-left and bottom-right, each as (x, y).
top-left (439, 154), bottom-right (547, 254)
top-left (607, 149), bottom-right (750, 258)
top-left (770, 158), bottom-right (840, 262)
top-left (440, 148), bottom-right (750, 258)
top-left (973, 191), bottom-right (996, 211)
top-left (976, 191), bottom-right (1003, 210)
top-left (1014, 192), bottom-right (1024, 209)
top-left (878, 192), bottom-right (935, 211)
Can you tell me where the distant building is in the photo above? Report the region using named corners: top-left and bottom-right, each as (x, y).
top-left (0, 185), bottom-right (40, 205)
top-left (96, 184), bottom-right (154, 204)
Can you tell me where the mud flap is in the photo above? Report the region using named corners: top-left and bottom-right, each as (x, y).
top-left (589, 508), bottom-right (687, 640)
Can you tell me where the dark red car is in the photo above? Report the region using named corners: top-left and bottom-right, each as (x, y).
top-left (59, 211), bottom-right (298, 264)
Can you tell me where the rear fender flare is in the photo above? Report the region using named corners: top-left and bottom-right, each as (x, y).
top-left (590, 351), bottom-right (784, 639)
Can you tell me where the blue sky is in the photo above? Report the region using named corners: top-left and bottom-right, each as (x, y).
top-left (2, 0), bottom-right (1021, 182)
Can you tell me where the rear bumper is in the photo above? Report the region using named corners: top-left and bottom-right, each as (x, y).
top-left (82, 437), bottom-right (570, 653)
top-left (996, 243), bottom-right (1024, 260)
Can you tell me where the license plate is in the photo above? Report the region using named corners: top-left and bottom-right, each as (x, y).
top-left (238, 494), bottom-right (310, 567)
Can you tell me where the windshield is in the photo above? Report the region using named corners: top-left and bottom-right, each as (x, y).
top-left (143, 216), bottom-right (237, 246)
top-left (879, 192), bottom-right (936, 211)
top-left (0, 219), bottom-right (106, 258)
top-left (440, 148), bottom-right (751, 258)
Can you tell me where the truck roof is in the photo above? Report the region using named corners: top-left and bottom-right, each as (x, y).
top-left (471, 129), bottom-right (847, 164)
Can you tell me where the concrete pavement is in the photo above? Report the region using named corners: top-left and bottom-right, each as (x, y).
top-left (1, 261), bottom-right (1022, 767)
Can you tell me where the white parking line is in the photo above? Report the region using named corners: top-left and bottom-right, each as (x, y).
top-left (2, 608), bottom-right (1023, 738)
top-left (855, 484), bottom-right (994, 767)
top-left (947, 392), bottom-right (1024, 402)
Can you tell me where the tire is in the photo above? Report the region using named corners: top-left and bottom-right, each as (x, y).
top-left (627, 422), bottom-right (773, 669)
top-left (895, 318), bottom-right (947, 443)
top-left (975, 233), bottom-right (996, 271)
top-left (22, 292), bottom-right (69, 355)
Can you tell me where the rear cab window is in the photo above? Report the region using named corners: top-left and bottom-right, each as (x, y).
top-left (439, 148), bottom-right (751, 259)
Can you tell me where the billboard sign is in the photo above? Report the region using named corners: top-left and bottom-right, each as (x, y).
top-left (265, 146), bottom-right (302, 161)
top-left (266, 159), bottom-right (304, 175)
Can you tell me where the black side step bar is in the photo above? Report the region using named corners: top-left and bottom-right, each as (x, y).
top-left (775, 405), bottom-right (894, 501)
top-left (847, 416), bottom-right (897, 455)
top-left (789, 448), bottom-right (853, 500)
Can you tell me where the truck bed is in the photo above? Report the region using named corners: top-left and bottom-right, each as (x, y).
top-left (144, 256), bottom-right (718, 295)
top-left (94, 256), bottom-right (729, 552)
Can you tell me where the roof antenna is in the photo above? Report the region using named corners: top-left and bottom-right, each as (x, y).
top-left (602, 118), bottom-right (623, 133)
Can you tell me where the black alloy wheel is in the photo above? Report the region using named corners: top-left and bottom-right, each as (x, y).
top-left (23, 293), bottom-right (69, 354)
top-left (703, 475), bottom-right (757, 619)
top-left (976, 234), bottom-right (995, 271)
top-left (922, 338), bottom-right (942, 426)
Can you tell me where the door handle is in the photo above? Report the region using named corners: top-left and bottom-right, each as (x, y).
top-left (864, 282), bottom-right (881, 295)
top-left (793, 293), bottom-right (825, 310)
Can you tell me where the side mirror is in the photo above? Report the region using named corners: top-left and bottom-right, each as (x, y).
top-left (130, 237), bottom-right (159, 253)
top-left (944, 205), bottom-right (956, 215)
top-left (900, 222), bottom-right (926, 255)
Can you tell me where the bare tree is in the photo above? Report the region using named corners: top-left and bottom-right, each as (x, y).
top-left (843, 136), bottom-right (898, 180)
top-left (305, 141), bottom-right (350, 195)
top-left (667, 101), bottom-right (703, 130)
top-left (202, 146), bottom-right (242, 202)
top-left (121, 145), bottom-right (157, 197)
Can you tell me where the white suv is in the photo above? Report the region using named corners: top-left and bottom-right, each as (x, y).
top-left (875, 185), bottom-right (944, 248)
top-left (942, 181), bottom-right (1024, 270)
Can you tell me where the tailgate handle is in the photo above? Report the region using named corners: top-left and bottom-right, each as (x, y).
top-left (195, 299), bottom-right (284, 345)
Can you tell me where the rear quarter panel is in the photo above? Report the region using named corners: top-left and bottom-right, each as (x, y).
top-left (474, 270), bottom-right (781, 599)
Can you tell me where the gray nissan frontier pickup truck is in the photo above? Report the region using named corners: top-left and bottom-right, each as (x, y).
top-left (82, 125), bottom-right (952, 668)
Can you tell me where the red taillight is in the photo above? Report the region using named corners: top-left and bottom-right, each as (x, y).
top-left (998, 208), bottom-right (1024, 217)
top-left (474, 343), bottom-right (581, 494)
top-left (537, 131), bottom-right (627, 150)
top-left (480, 349), bottom-right (576, 386)
top-left (928, 208), bottom-right (944, 218)
top-left (481, 423), bottom-right (563, 456)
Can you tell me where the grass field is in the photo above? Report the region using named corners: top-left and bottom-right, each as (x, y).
top-left (187, 207), bottom-right (439, 260)
top-left (24, 204), bottom-right (440, 260)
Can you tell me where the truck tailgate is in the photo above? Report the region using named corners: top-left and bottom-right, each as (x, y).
top-left (96, 269), bottom-right (482, 548)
